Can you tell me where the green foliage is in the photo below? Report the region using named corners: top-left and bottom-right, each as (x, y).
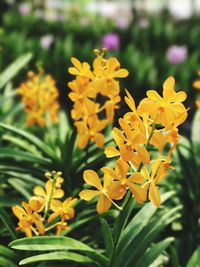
top-left (9, 192), bottom-right (178, 266)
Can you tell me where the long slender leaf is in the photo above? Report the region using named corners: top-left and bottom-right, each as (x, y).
top-left (0, 148), bottom-right (51, 165)
top-left (0, 257), bottom-right (17, 267)
top-left (19, 251), bottom-right (95, 266)
top-left (0, 208), bottom-right (18, 240)
top-left (0, 53), bottom-right (32, 89)
top-left (187, 246), bottom-right (200, 267)
top-left (135, 237), bottom-right (174, 267)
top-left (9, 236), bottom-right (108, 267)
top-left (0, 123), bottom-right (56, 159)
top-left (100, 218), bottom-right (114, 258)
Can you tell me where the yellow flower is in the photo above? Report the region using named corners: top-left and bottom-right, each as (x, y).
top-left (17, 70), bottom-right (60, 127)
top-left (12, 202), bottom-right (45, 237)
top-left (196, 99), bottom-right (200, 109)
top-left (140, 159), bottom-right (172, 206)
top-left (193, 71), bottom-right (200, 89)
top-left (32, 180), bottom-right (64, 212)
top-left (48, 197), bottom-right (77, 223)
top-left (138, 76), bottom-right (187, 127)
top-left (68, 57), bottom-right (93, 78)
top-left (75, 115), bottom-right (108, 149)
top-left (105, 118), bottom-right (149, 168)
top-left (79, 170), bottom-right (114, 214)
top-left (104, 95), bottom-right (121, 122)
top-left (102, 158), bottom-right (146, 203)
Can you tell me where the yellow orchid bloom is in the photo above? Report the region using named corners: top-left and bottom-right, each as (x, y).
top-left (12, 202), bottom-right (45, 237)
top-left (140, 159), bottom-right (172, 206)
top-left (138, 76), bottom-right (188, 127)
top-left (102, 158), bottom-right (146, 203)
top-left (79, 170), bottom-right (117, 214)
top-left (17, 70), bottom-right (60, 127)
top-left (68, 57), bottom-right (93, 78)
top-left (32, 180), bottom-right (64, 212)
top-left (48, 197), bottom-right (77, 223)
top-left (75, 115), bottom-right (108, 149)
top-left (105, 118), bottom-right (149, 168)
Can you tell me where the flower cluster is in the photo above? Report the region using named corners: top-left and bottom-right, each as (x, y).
top-left (80, 77), bottom-right (188, 214)
top-left (193, 71), bottom-right (200, 109)
top-left (12, 171), bottom-right (77, 237)
top-left (67, 48), bottom-right (129, 149)
top-left (17, 69), bottom-right (60, 127)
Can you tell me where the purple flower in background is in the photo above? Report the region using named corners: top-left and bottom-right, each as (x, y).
top-left (40, 35), bottom-right (54, 50)
top-left (102, 33), bottom-right (120, 51)
top-left (18, 3), bottom-right (31, 15)
top-left (166, 45), bottom-right (188, 64)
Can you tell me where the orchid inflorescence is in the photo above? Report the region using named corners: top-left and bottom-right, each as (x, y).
top-left (12, 171), bottom-right (77, 237)
top-left (79, 76), bottom-right (188, 214)
top-left (17, 68), bottom-right (60, 127)
top-left (67, 48), bottom-right (128, 149)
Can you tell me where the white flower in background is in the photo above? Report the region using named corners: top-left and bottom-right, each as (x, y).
top-left (40, 35), bottom-right (54, 50)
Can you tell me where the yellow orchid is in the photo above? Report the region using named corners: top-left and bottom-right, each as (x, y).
top-left (12, 171), bottom-right (77, 237)
top-left (68, 57), bottom-right (93, 78)
top-left (79, 170), bottom-right (117, 214)
top-left (75, 115), bottom-right (108, 149)
top-left (140, 159), bottom-right (172, 206)
top-left (17, 70), bottom-right (60, 127)
top-left (102, 158), bottom-right (146, 203)
top-left (12, 202), bottom-right (45, 237)
top-left (137, 76), bottom-right (187, 127)
top-left (48, 197), bottom-right (77, 223)
top-left (105, 118), bottom-right (149, 168)
top-left (32, 180), bottom-right (64, 212)
top-left (68, 51), bottom-right (128, 149)
top-left (104, 95), bottom-right (121, 122)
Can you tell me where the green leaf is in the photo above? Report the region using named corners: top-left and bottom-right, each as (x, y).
top-left (0, 123), bottom-right (56, 159)
top-left (0, 257), bottom-right (17, 267)
top-left (0, 53), bottom-right (32, 89)
top-left (117, 191), bottom-right (174, 255)
top-left (0, 245), bottom-right (16, 260)
top-left (9, 236), bottom-right (108, 267)
top-left (19, 251), bottom-right (94, 266)
top-left (112, 193), bottom-right (136, 245)
top-left (187, 246), bottom-right (200, 267)
top-left (100, 217), bottom-right (114, 258)
top-left (0, 208), bottom-right (18, 240)
top-left (0, 148), bottom-right (51, 165)
top-left (135, 237), bottom-right (174, 267)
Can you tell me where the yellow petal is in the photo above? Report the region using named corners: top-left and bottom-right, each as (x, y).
top-left (125, 89), bottom-right (136, 111)
top-left (193, 80), bottom-right (200, 89)
top-left (163, 76), bottom-right (175, 91)
top-left (175, 91), bottom-right (187, 102)
top-left (128, 183), bottom-right (146, 203)
top-left (96, 194), bottom-right (111, 214)
top-left (116, 158), bottom-right (129, 178)
top-left (79, 189), bottom-right (99, 201)
top-left (71, 57), bottom-right (81, 70)
top-left (83, 170), bottom-right (102, 190)
top-left (52, 189), bottom-right (64, 199)
top-left (93, 133), bottom-right (104, 147)
top-left (115, 69), bottom-right (129, 78)
top-left (33, 186), bottom-right (46, 197)
top-left (104, 146), bottom-right (120, 158)
top-left (149, 183), bottom-right (160, 207)
top-left (147, 90), bottom-right (163, 102)
top-left (128, 172), bottom-right (144, 183)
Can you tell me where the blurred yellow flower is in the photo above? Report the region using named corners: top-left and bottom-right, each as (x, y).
top-left (17, 70), bottom-right (60, 127)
